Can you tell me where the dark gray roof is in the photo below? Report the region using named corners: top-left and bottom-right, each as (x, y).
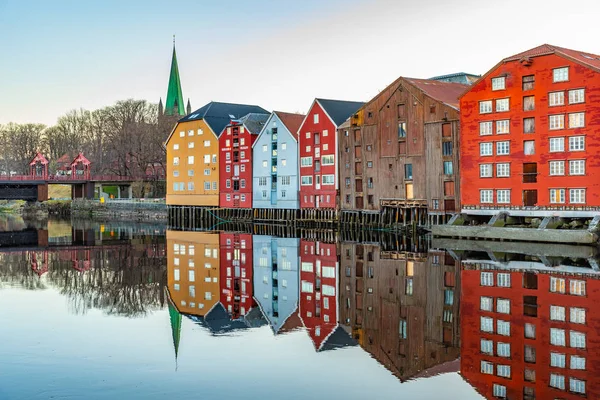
top-left (316, 98), bottom-right (364, 126)
top-left (179, 102), bottom-right (269, 136)
top-left (429, 72), bottom-right (481, 85)
top-left (240, 113), bottom-right (270, 135)
top-left (320, 326), bottom-right (358, 352)
top-left (184, 303), bottom-right (266, 335)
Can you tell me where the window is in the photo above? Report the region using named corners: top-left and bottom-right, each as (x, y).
top-left (321, 155), bottom-right (335, 165)
top-left (570, 331), bottom-right (586, 348)
top-left (497, 190), bottom-right (510, 204)
top-left (313, 114), bottom-right (319, 124)
top-left (480, 163), bottom-right (493, 178)
top-left (203, 168), bottom-right (210, 176)
top-left (497, 365), bottom-right (511, 378)
top-left (443, 161), bottom-right (453, 175)
top-left (569, 88), bottom-right (585, 104)
top-left (496, 163), bottom-right (510, 177)
top-left (496, 120), bottom-right (510, 134)
top-left (481, 361), bottom-right (493, 375)
top-left (281, 176), bottom-right (290, 185)
top-left (550, 188), bottom-right (565, 204)
top-left (549, 91), bottom-right (564, 106)
top-left (522, 75), bottom-right (535, 90)
top-left (481, 316), bottom-right (493, 332)
top-left (187, 156), bottom-right (194, 165)
top-left (480, 121), bottom-right (493, 135)
top-left (203, 140), bottom-right (210, 147)
top-left (496, 299), bottom-right (510, 314)
top-left (569, 136), bottom-right (584, 151)
top-left (551, 352), bottom-right (566, 368)
top-left (262, 160), bottom-right (268, 168)
top-left (569, 188), bottom-right (585, 204)
top-left (481, 296), bottom-right (493, 311)
top-left (523, 140), bottom-right (535, 155)
top-left (481, 339), bottom-right (493, 355)
top-left (570, 307), bottom-right (586, 324)
top-left (226, 152), bottom-right (231, 160)
top-left (240, 164), bottom-right (245, 172)
top-left (405, 164), bottom-right (413, 180)
top-left (173, 143), bottom-right (180, 150)
top-left (524, 117), bottom-right (535, 133)
top-left (442, 141), bottom-right (453, 156)
top-left (550, 276), bottom-right (566, 293)
top-left (569, 160), bottom-right (585, 175)
top-left (480, 142), bottom-right (493, 156)
top-left (398, 122), bottom-right (407, 138)
top-left (497, 320), bottom-right (510, 336)
top-left (550, 374), bottom-right (565, 390)
top-left (570, 378), bottom-right (586, 394)
top-left (493, 384), bottom-right (506, 398)
top-left (570, 355), bottom-right (586, 370)
top-left (225, 180), bottom-right (231, 189)
top-left (569, 112), bottom-right (585, 128)
top-left (173, 170), bottom-right (179, 177)
top-left (496, 141), bottom-right (509, 155)
top-left (203, 182), bottom-right (210, 190)
top-left (203, 154), bottom-right (211, 164)
top-left (549, 114), bottom-right (565, 130)
top-left (550, 305), bottom-right (566, 321)
top-left (240, 194), bottom-right (246, 202)
top-left (491, 76), bottom-right (505, 90)
top-left (497, 273), bottom-right (510, 287)
top-left (550, 328), bottom-right (566, 346)
top-left (480, 189), bottom-right (493, 203)
top-left (188, 141), bottom-right (195, 149)
top-left (479, 100), bottom-right (492, 114)
top-left (549, 137), bottom-right (564, 152)
top-left (322, 175), bottom-right (334, 185)
top-left (481, 272), bottom-right (494, 286)
top-left (240, 179), bottom-right (246, 188)
top-left (405, 278), bottom-right (413, 295)
top-left (179, 131), bottom-right (184, 137)
top-left (569, 280), bottom-right (586, 296)
top-left (496, 98), bottom-right (509, 112)
top-left (305, 146), bottom-right (311, 152)
top-left (523, 96), bottom-right (535, 111)
top-left (281, 143), bottom-right (287, 150)
top-left (187, 182), bottom-right (195, 191)
top-left (173, 157), bottom-right (180, 166)
top-left (549, 161), bottom-right (565, 176)
top-left (553, 67), bottom-right (569, 82)
top-left (525, 323), bottom-right (536, 339)
top-left (524, 345), bottom-right (536, 363)
top-left (301, 157), bottom-right (312, 167)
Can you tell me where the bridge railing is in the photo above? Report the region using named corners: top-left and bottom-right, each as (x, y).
top-left (0, 174), bottom-right (164, 182)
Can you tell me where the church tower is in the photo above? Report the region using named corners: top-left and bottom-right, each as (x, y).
top-left (159, 37), bottom-right (190, 127)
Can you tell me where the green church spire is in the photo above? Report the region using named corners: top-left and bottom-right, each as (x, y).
top-left (165, 36), bottom-right (185, 116)
top-left (167, 291), bottom-right (182, 369)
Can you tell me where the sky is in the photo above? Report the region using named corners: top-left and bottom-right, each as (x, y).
top-left (1, 0), bottom-right (599, 126)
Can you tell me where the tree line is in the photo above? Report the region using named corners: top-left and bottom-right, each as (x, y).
top-left (0, 99), bottom-right (168, 179)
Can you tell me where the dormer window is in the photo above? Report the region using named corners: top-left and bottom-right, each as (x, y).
top-left (491, 77), bottom-right (506, 91)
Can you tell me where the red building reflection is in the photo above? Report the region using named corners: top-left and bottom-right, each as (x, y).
top-left (219, 232), bottom-right (254, 319)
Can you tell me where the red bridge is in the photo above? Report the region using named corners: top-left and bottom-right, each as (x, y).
top-left (0, 152), bottom-right (164, 201)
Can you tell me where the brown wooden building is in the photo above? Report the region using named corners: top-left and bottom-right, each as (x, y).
top-left (338, 77), bottom-right (469, 226)
top-left (338, 242), bottom-right (461, 381)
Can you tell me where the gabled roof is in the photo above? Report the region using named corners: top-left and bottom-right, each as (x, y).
top-left (239, 112), bottom-right (270, 135)
top-left (316, 98), bottom-right (365, 126)
top-left (56, 153), bottom-right (72, 164)
top-left (274, 111), bottom-right (305, 141)
top-left (502, 43), bottom-right (600, 72)
top-left (404, 78), bottom-right (469, 109)
top-left (319, 325), bottom-right (358, 352)
top-left (178, 101), bottom-right (269, 137)
top-left (429, 72), bottom-right (481, 85)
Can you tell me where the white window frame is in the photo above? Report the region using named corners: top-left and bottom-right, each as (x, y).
top-left (570, 355), bottom-right (586, 370)
top-left (568, 136), bottom-right (585, 151)
top-left (480, 164), bottom-right (493, 178)
top-left (549, 114), bottom-right (565, 130)
top-left (479, 121), bottom-right (493, 136)
top-left (550, 373), bottom-right (565, 390)
top-left (480, 316), bottom-right (493, 332)
top-left (496, 189), bottom-right (510, 204)
top-left (569, 188), bottom-right (585, 204)
top-left (496, 98), bottom-right (509, 112)
top-left (550, 188), bottom-right (565, 204)
top-left (480, 271), bottom-right (494, 286)
top-left (301, 176), bottom-right (313, 186)
top-left (551, 352), bottom-right (566, 368)
top-left (496, 298), bottom-right (510, 314)
top-left (549, 137), bottom-right (565, 152)
top-left (497, 342), bottom-right (510, 358)
top-left (480, 189), bottom-right (493, 203)
top-left (549, 160), bottom-right (565, 176)
top-left (569, 159), bottom-right (585, 176)
top-left (496, 320), bottom-right (510, 336)
top-left (496, 163), bottom-right (510, 177)
top-left (491, 76), bottom-right (505, 91)
top-left (570, 331), bottom-right (586, 349)
top-left (480, 296), bottom-right (493, 311)
top-left (496, 141), bottom-right (510, 155)
top-left (496, 120), bottom-right (510, 134)
top-left (569, 112), bottom-right (585, 128)
top-left (479, 100), bottom-right (492, 114)
top-left (550, 305), bottom-right (566, 321)
top-left (550, 328), bottom-right (566, 346)
top-left (481, 339), bottom-right (493, 355)
top-left (569, 88), bottom-right (585, 104)
top-left (569, 280), bottom-right (586, 296)
top-left (553, 67), bottom-right (569, 82)
top-left (549, 91), bottom-right (565, 106)
top-left (480, 142), bottom-right (493, 156)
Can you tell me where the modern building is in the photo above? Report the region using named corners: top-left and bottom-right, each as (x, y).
top-left (166, 230), bottom-right (220, 315)
top-left (339, 242), bottom-right (461, 381)
top-left (219, 113), bottom-right (269, 209)
top-left (298, 99), bottom-right (364, 209)
top-left (165, 102), bottom-right (268, 207)
top-left (460, 44), bottom-right (600, 217)
top-left (252, 112), bottom-right (305, 210)
top-left (339, 77), bottom-right (469, 225)
top-left (459, 248), bottom-right (600, 399)
top-left (219, 232), bottom-right (254, 318)
top-left (252, 235), bottom-right (300, 334)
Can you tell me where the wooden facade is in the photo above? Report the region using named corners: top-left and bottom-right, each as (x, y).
top-left (338, 77), bottom-right (467, 226)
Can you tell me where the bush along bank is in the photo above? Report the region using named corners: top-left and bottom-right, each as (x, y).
top-left (71, 199), bottom-right (167, 222)
top-left (23, 200), bottom-right (72, 219)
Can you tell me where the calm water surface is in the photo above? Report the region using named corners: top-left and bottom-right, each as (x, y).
top-left (1, 217), bottom-right (598, 399)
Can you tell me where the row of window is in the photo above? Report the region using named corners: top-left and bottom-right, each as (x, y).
top-left (301, 175), bottom-right (335, 185)
top-left (479, 110), bottom-right (584, 137)
top-left (173, 243), bottom-right (219, 258)
top-left (172, 181), bottom-right (217, 191)
top-left (179, 129), bottom-right (204, 137)
top-left (489, 67), bottom-right (570, 92)
top-left (481, 296), bottom-right (586, 324)
top-left (491, 376), bottom-right (585, 396)
top-left (300, 155), bottom-right (335, 167)
top-left (258, 176), bottom-right (291, 186)
top-left (480, 188), bottom-right (586, 204)
top-left (224, 193), bottom-right (247, 202)
top-left (261, 190), bottom-right (287, 198)
top-left (479, 159), bottom-right (585, 179)
top-left (549, 135), bottom-right (584, 152)
top-left (261, 143), bottom-right (287, 151)
top-left (479, 135), bottom-right (584, 157)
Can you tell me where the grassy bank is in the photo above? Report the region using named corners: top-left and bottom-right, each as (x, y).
top-left (0, 200), bottom-right (26, 214)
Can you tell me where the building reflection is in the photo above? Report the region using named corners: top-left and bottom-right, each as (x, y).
top-left (444, 238), bottom-right (600, 399)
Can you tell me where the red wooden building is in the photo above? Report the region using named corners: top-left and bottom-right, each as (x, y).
top-left (298, 239), bottom-right (339, 350)
top-left (460, 44), bottom-right (600, 217)
top-left (219, 232), bottom-right (254, 319)
top-left (298, 99), bottom-right (363, 209)
top-left (460, 259), bottom-right (600, 399)
top-left (219, 113), bottom-right (269, 208)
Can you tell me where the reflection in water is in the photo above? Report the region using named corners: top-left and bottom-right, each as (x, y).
top-left (449, 239), bottom-right (600, 399)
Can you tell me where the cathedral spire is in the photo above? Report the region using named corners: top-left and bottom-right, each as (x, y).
top-left (165, 37), bottom-right (185, 116)
top-left (186, 99), bottom-right (192, 115)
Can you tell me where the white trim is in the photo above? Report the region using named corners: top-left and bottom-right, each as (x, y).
top-left (461, 208), bottom-right (600, 218)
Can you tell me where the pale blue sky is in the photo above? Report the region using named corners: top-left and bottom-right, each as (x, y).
top-left (1, 0), bottom-right (599, 125)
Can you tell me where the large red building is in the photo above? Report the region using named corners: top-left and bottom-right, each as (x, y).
top-left (298, 239), bottom-right (339, 350)
top-left (460, 45), bottom-right (600, 217)
top-left (460, 258), bottom-right (600, 399)
top-left (219, 232), bottom-right (254, 319)
top-left (298, 99), bottom-right (363, 209)
top-left (219, 113), bottom-right (269, 208)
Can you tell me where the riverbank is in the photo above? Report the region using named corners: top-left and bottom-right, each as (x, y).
top-left (71, 199), bottom-right (167, 222)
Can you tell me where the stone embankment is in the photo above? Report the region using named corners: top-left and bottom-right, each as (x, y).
top-left (71, 199), bottom-right (167, 221)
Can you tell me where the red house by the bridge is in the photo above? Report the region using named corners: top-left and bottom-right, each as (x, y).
top-left (460, 44), bottom-right (600, 217)
top-left (219, 113), bottom-right (269, 209)
top-left (299, 239), bottom-right (339, 350)
top-left (298, 99), bottom-right (363, 209)
top-left (219, 232), bottom-right (254, 319)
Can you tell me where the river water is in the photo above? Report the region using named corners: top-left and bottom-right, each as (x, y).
top-left (0, 216), bottom-right (597, 399)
